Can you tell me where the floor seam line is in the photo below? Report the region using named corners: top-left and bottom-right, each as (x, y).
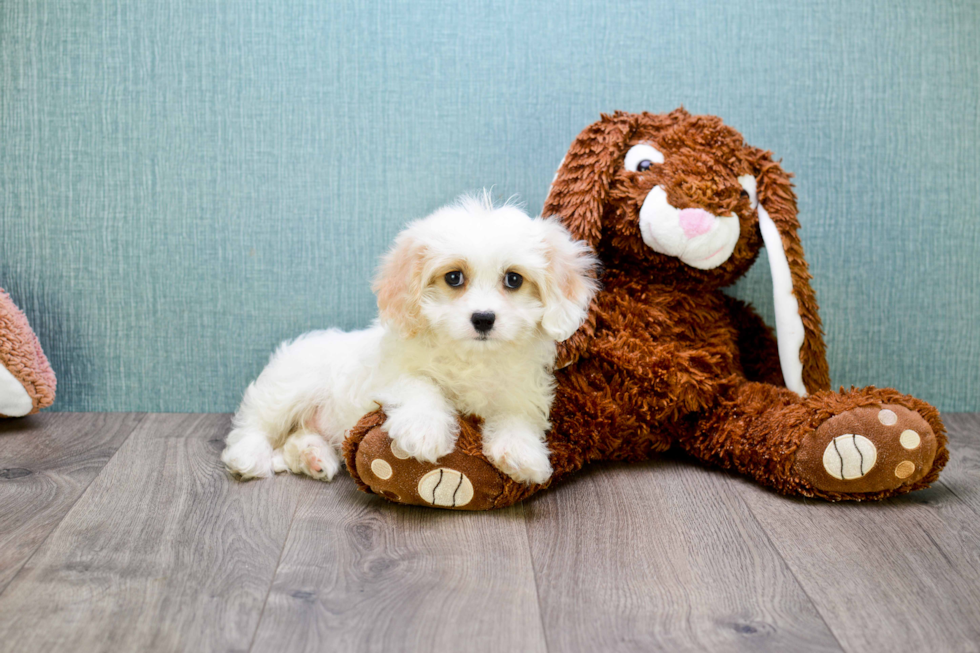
top-left (732, 483), bottom-right (849, 653)
top-left (521, 500), bottom-right (552, 653)
top-left (248, 486), bottom-right (303, 653)
top-left (936, 479), bottom-right (980, 519)
top-left (0, 412), bottom-right (148, 598)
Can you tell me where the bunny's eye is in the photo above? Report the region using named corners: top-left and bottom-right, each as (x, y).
top-left (624, 143), bottom-right (665, 173)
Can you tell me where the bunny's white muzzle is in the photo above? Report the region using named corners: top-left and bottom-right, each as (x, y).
top-left (637, 186), bottom-right (741, 270)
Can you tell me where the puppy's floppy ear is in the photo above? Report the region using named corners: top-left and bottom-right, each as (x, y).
top-left (742, 151), bottom-right (831, 396)
top-left (543, 112), bottom-right (636, 248)
top-left (373, 228), bottom-right (428, 337)
top-left (538, 218), bottom-right (600, 342)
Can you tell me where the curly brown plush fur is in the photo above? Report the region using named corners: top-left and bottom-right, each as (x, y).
top-left (0, 288), bottom-right (56, 417)
top-left (346, 109), bottom-right (947, 509)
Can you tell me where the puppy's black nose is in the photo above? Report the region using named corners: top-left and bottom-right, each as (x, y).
top-left (471, 311), bottom-right (496, 334)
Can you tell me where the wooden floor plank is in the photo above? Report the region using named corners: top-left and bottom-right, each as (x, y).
top-left (250, 481), bottom-right (548, 653)
top-left (734, 417), bottom-right (980, 653)
top-left (0, 412), bottom-right (144, 593)
top-left (524, 459), bottom-right (843, 653)
top-left (936, 413), bottom-right (980, 517)
top-left (0, 413), bottom-right (306, 652)
top-left (2, 413), bottom-right (977, 652)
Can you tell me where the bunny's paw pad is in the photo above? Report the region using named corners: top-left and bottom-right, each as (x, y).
top-left (793, 405), bottom-right (938, 496)
top-left (352, 427), bottom-right (504, 510)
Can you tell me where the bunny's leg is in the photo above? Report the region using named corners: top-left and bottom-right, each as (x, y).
top-left (344, 360), bottom-right (665, 510)
top-left (676, 382), bottom-right (948, 500)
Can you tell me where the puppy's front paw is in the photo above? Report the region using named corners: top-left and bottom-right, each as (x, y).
top-left (382, 406), bottom-right (459, 463)
top-left (484, 430), bottom-right (553, 485)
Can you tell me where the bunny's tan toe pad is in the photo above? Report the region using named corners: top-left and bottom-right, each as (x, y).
top-left (793, 404), bottom-right (938, 496)
top-left (352, 426), bottom-right (505, 510)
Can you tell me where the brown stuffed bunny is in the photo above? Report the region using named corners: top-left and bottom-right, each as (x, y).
top-left (344, 109), bottom-right (948, 509)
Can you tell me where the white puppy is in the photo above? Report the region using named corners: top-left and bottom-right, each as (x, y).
top-left (221, 194), bottom-right (598, 485)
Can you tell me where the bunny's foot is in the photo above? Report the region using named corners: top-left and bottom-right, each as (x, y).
top-left (349, 425), bottom-right (504, 510)
top-left (792, 404), bottom-right (941, 498)
top-left (344, 409), bottom-right (539, 510)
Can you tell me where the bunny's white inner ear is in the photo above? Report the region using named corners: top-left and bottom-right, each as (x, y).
top-left (547, 155), bottom-right (566, 197)
top-left (738, 175), bottom-right (759, 210)
top-left (0, 363), bottom-right (33, 417)
top-left (758, 203), bottom-right (808, 397)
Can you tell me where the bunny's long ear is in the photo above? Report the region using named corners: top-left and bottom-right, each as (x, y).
top-left (546, 113), bottom-right (632, 366)
top-left (543, 112), bottom-right (635, 249)
top-left (740, 155), bottom-right (831, 396)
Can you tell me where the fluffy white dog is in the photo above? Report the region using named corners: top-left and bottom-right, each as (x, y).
top-left (221, 194), bottom-right (598, 485)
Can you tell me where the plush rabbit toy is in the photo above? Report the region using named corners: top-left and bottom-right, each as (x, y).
top-left (0, 289), bottom-right (55, 417)
top-left (344, 109), bottom-right (948, 509)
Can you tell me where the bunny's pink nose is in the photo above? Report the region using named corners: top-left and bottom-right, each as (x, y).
top-left (678, 209), bottom-right (715, 239)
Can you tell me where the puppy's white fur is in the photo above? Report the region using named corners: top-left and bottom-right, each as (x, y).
top-left (221, 194), bottom-right (598, 485)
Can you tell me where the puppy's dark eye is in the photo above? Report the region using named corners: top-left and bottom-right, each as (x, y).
top-left (637, 160), bottom-right (653, 172)
top-left (504, 272), bottom-right (523, 290)
top-left (740, 189), bottom-right (750, 200)
top-left (445, 271), bottom-right (464, 287)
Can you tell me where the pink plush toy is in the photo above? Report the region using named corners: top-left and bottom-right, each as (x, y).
top-left (0, 289), bottom-right (56, 417)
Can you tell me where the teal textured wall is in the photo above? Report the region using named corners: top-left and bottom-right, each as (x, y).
top-left (1, 0), bottom-right (978, 412)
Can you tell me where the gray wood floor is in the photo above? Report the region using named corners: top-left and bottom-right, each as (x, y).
top-left (1, 413), bottom-right (978, 653)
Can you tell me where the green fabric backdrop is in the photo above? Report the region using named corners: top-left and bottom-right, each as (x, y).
top-left (1, 0), bottom-right (978, 412)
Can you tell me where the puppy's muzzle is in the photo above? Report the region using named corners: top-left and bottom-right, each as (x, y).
top-left (471, 311), bottom-right (496, 334)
